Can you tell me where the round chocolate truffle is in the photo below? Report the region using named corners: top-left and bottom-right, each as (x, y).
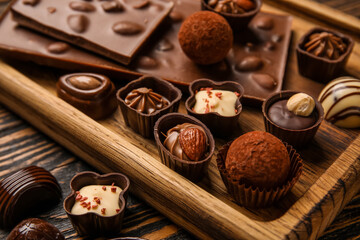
top-left (7, 218), bottom-right (65, 240)
top-left (178, 11), bottom-right (233, 65)
top-left (225, 131), bottom-right (290, 189)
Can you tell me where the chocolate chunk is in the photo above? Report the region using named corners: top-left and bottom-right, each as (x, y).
top-left (156, 39), bottom-right (173, 51)
top-left (101, 1), bottom-right (123, 12)
top-left (254, 16), bottom-right (274, 30)
top-left (47, 42), bottom-right (69, 54)
top-left (47, 7), bottom-right (56, 13)
top-left (137, 56), bottom-right (158, 69)
top-left (263, 41), bottom-right (276, 51)
top-left (68, 75), bottom-right (102, 90)
top-left (169, 11), bottom-right (183, 23)
top-left (8, 218), bottom-right (65, 240)
top-left (22, 0), bottom-right (39, 6)
top-left (69, 1), bottom-right (96, 12)
top-left (235, 56), bottom-right (263, 72)
top-left (251, 73), bottom-right (277, 89)
top-left (67, 14), bottom-right (89, 33)
top-left (112, 21), bottom-right (143, 35)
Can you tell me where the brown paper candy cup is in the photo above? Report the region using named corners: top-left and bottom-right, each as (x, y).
top-left (154, 113), bottom-right (215, 182)
top-left (117, 75), bottom-right (182, 138)
top-left (262, 90), bottom-right (324, 149)
top-left (296, 27), bottom-right (354, 83)
top-left (217, 141), bottom-right (303, 208)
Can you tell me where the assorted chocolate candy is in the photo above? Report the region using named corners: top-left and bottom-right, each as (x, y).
top-left (0, 0), bottom-right (358, 237)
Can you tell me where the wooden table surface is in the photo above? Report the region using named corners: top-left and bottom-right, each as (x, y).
top-left (0, 0), bottom-right (359, 239)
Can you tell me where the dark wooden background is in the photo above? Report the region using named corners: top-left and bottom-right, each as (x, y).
top-left (0, 0), bottom-right (359, 239)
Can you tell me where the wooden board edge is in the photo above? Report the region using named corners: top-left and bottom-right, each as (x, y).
top-left (283, 135), bottom-right (360, 239)
top-left (263, 0), bottom-right (360, 35)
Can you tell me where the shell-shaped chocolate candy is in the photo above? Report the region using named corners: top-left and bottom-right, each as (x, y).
top-left (7, 218), bottom-right (65, 240)
top-left (0, 166), bottom-right (61, 230)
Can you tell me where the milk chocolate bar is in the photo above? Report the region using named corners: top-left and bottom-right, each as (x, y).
top-left (10, 0), bottom-right (174, 65)
top-left (0, 0), bottom-right (292, 104)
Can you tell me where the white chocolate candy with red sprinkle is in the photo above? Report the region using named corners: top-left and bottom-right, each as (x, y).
top-left (71, 184), bottom-right (122, 216)
top-left (318, 76), bottom-right (360, 128)
top-left (193, 89), bottom-right (238, 116)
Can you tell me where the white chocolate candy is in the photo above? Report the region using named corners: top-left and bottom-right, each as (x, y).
top-left (71, 184), bottom-right (122, 216)
top-left (287, 93), bottom-right (315, 117)
top-left (318, 76), bottom-right (360, 128)
top-left (193, 89), bottom-right (238, 116)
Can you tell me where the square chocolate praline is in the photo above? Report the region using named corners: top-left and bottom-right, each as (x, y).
top-left (296, 28), bottom-right (354, 83)
top-left (116, 76), bottom-right (182, 138)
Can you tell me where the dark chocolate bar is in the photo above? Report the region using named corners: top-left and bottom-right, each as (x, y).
top-left (10, 0), bottom-right (174, 65)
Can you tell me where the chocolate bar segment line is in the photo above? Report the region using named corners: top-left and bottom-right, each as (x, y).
top-left (10, 0), bottom-right (174, 65)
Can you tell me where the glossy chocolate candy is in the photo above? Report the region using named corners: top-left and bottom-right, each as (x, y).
top-left (0, 166), bottom-right (61, 230)
top-left (7, 218), bottom-right (65, 240)
top-left (57, 73), bottom-right (117, 120)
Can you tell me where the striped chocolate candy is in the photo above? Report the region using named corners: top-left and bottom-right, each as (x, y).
top-left (318, 76), bottom-right (360, 128)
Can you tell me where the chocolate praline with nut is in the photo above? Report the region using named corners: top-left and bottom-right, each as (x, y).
top-left (263, 90), bottom-right (324, 148)
top-left (154, 113), bottom-right (215, 182)
top-left (57, 73), bottom-right (117, 120)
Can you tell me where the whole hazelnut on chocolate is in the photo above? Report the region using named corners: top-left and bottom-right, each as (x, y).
top-left (178, 11), bottom-right (233, 65)
top-left (225, 131), bottom-right (290, 189)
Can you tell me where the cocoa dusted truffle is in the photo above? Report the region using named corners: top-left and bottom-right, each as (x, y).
top-left (225, 131), bottom-right (290, 189)
top-left (178, 11), bottom-right (233, 65)
top-left (7, 218), bottom-right (65, 240)
top-left (164, 123), bottom-right (208, 161)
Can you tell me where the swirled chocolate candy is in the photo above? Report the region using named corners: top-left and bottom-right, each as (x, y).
top-left (10, 0), bottom-right (174, 64)
top-left (164, 123), bottom-right (208, 161)
top-left (125, 88), bottom-right (169, 114)
top-left (0, 166), bottom-right (61, 229)
top-left (318, 76), bottom-right (360, 128)
top-left (7, 218), bottom-right (65, 240)
top-left (57, 73), bottom-right (117, 119)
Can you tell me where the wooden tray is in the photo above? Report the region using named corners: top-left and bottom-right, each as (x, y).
top-left (0, 1), bottom-right (359, 240)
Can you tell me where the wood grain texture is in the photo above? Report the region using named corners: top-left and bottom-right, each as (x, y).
top-left (264, 0), bottom-right (360, 34)
top-left (0, 104), bottom-right (191, 239)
